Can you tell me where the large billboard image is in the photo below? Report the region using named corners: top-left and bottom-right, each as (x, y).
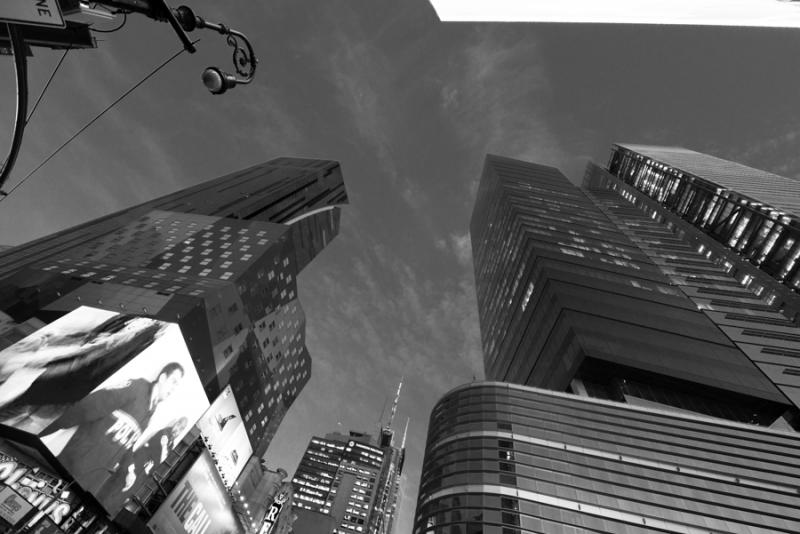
top-left (0, 306), bottom-right (210, 516)
top-left (149, 449), bottom-right (243, 534)
top-left (197, 386), bottom-right (252, 488)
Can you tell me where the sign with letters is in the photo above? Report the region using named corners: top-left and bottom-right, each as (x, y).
top-left (0, 486), bottom-right (33, 526)
top-left (258, 486), bottom-right (290, 534)
top-left (1, 0), bottom-right (65, 28)
top-left (148, 450), bottom-right (243, 534)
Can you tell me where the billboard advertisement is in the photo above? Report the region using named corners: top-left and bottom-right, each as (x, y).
top-left (149, 450), bottom-right (243, 534)
top-left (197, 386), bottom-right (252, 488)
top-left (0, 486), bottom-right (33, 526)
top-left (0, 306), bottom-right (210, 516)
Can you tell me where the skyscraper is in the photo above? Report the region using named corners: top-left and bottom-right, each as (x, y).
top-left (0, 157), bottom-right (346, 456)
top-left (292, 412), bottom-right (407, 534)
top-left (427, 0), bottom-right (800, 26)
top-left (412, 147), bottom-right (800, 532)
top-left (0, 158), bottom-right (347, 531)
top-left (470, 151), bottom-right (800, 427)
top-left (293, 431), bottom-right (387, 534)
top-left (414, 381), bottom-right (800, 534)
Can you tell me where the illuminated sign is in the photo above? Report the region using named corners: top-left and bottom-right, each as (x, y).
top-left (0, 486), bottom-right (33, 525)
top-left (0, 451), bottom-right (73, 528)
top-left (149, 450), bottom-right (243, 534)
top-left (258, 486), bottom-right (289, 534)
top-left (0, 307), bottom-right (210, 516)
top-left (197, 386), bottom-right (252, 488)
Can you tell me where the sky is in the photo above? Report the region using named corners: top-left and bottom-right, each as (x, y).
top-left (1, 1), bottom-right (800, 532)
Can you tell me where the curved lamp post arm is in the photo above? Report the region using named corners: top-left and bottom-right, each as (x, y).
top-left (0, 24), bottom-right (28, 196)
top-left (174, 5), bottom-right (258, 94)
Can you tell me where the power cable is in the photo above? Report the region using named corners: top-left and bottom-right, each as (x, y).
top-left (26, 47), bottom-right (71, 125)
top-left (0, 40), bottom-right (199, 203)
top-left (91, 12), bottom-right (128, 34)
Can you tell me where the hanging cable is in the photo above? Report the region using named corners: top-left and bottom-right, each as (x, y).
top-left (0, 39), bottom-right (199, 204)
top-left (91, 12), bottom-right (128, 33)
top-left (0, 24), bottom-right (29, 196)
top-left (26, 47), bottom-right (71, 125)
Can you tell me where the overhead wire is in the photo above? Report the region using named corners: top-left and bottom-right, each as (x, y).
top-left (0, 39), bottom-right (199, 203)
top-left (90, 12), bottom-right (128, 34)
top-left (26, 46), bottom-right (71, 125)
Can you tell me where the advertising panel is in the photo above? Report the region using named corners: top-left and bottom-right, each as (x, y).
top-left (258, 486), bottom-right (290, 534)
top-left (0, 486), bottom-right (33, 525)
top-left (149, 450), bottom-right (243, 534)
top-left (0, 440), bottom-right (82, 531)
top-left (197, 386), bottom-right (252, 488)
top-left (0, 306), bottom-right (210, 516)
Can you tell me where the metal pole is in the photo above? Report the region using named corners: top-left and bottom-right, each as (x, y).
top-left (0, 24), bottom-right (29, 196)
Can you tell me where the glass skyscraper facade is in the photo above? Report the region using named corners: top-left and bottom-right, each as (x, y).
top-left (414, 382), bottom-right (800, 534)
top-left (0, 158), bottom-right (347, 534)
top-left (0, 157), bottom-right (347, 457)
top-left (470, 152), bottom-right (800, 427)
top-left (293, 429), bottom-right (406, 534)
top-left (605, 144), bottom-right (800, 299)
top-left (414, 147), bottom-right (800, 533)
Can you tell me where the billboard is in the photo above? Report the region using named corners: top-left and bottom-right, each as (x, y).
top-left (197, 386), bottom-right (252, 488)
top-left (149, 450), bottom-right (243, 534)
top-left (0, 486), bottom-right (33, 526)
top-left (0, 306), bottom-right (210, 516)
top-left (258, 485), bottom-right (291, 534)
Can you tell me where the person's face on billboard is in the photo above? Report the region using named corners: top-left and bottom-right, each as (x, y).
top-left (153, 369), bottom-right (183, 406)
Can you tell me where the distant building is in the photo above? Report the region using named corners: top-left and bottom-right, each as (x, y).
top-left (414, 382), bottom-right (800, 534)
top-left (427, 0), bottom-right (800, 26)
top-left (471, 152), bottom-right (800, 427)
top-left (293, 425), bottom-right (407, 534)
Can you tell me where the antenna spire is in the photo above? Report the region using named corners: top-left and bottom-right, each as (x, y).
top-left (400, 417), bottom-right (410, 449)
top-left (388, 378), bottom-right (403, 430)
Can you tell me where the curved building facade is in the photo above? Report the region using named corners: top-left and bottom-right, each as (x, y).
top-left (414, 382), bottom-right (800, 534)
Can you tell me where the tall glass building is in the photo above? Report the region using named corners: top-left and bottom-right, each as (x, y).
top-left (415, 147), bottom-right (800, 532)
top-left (0, 158), bottom-right (347, 534)
top-left (470, 152), bottom-right (800, 428)
top-left (414, 382), bottom-right (800, 534)
top-left (0, 157), bottom-right (347, 456)
top-left (293, 429), bottom-right (406, 534)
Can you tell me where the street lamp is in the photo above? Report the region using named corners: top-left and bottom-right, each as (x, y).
top-left (95, 1), bottom-right (258, 94)
top-left (172, 5), bottom-right (257, 95)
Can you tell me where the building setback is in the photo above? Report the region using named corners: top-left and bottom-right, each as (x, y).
top-left (470, 153), bottom-right (800, 428)
top-left (414, 382), bottom-right (800, 534)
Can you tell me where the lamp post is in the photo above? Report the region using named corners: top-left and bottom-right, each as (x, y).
top-left (98, 0), bottom-right (257, 94)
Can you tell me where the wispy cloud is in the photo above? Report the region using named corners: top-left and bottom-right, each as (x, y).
top-left (437, 27), bottom-right (568, 205)
top-left (450, 232), bottom-right (472, 267)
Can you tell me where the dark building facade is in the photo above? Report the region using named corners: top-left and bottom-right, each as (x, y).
top-left (0, 157), bottom-right (346, 456)
top-left (606, 144), bottom-right (800, 295)
top-left (0, 158), bottom-right (347, 532)
top-left (293, 428), bottom-right (406, 534)
top-left (470, 152), bottom-right (800, 428)
top-left (414, 382), bottom-right (800, 534)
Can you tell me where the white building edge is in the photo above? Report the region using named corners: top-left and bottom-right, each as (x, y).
top-left (428, 0), bottom-right (800, 27)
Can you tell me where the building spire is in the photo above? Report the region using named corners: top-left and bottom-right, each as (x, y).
top-left (387, 378), bottom-right (403, 430)
top-left (400, 417), bottom-right (410, 449)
